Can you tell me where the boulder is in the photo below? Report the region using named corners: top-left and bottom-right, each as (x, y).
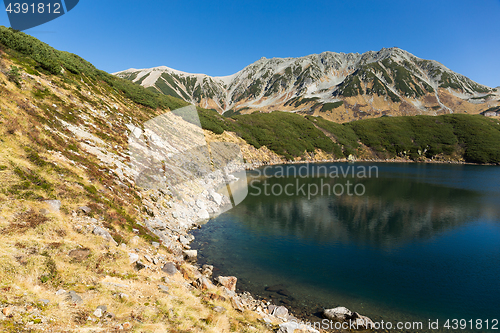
top-left (230, 296), bottom-right (246, 312)
top-left (323, 307), bottom-right (374, 330)
top-left (272, 306), bottom-right (288, 318)
top-left (198, 209), bottom-right (210, 220)
top-left (201, 264), bottom-right (213, 277)
top-left (193, 276), bottom-right (215, 291)
top-left (215, 276), bottom-right (237, 292)
top-left (162, 262), bottom-right (178, 275)
top-left (323, 306), bottom-right (352, 321)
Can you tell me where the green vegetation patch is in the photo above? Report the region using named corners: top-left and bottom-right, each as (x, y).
top-left (320, 101), bottom-right (343, 112)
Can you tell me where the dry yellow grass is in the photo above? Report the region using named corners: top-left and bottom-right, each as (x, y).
top-left (0, 49), bottom-right (275, 333)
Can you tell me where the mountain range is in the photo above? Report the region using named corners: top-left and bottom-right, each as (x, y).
top-left (115, 48), bottom-right (499, 122)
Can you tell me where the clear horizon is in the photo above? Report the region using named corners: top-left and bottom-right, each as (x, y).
top-left (1, 0), bottom-right (499, 87)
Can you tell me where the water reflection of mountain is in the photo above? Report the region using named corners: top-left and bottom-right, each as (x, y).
top-left (234, 176), bottom-right (497, 247)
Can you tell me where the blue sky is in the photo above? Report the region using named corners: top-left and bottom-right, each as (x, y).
top-left (1, 0), bottom-right (499, 87)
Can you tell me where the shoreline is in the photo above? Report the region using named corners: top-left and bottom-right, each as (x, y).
top-left (184, 157), bottom-right (499, 331)
top-left (144, 157), bottom-right (497, 332)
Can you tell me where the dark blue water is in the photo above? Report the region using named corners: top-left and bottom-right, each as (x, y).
top-left (191, 163), bottom-right (500, 331)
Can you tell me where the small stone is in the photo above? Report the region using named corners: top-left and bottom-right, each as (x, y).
top-left (78, 206), bottom-right (92, 214)
top-left (93, 308), bottom-right (103, 318)
top-left (56, 289), bottom-right (66, 295)
top-left (66, 290), bottom-right (82, 304)
top-left (118, 293), bottom-right (129, 299)
top-left (213, 306), bottom-right (227, 313)
top-left (2, 306), bottom-right (13, 316)
top-left (39, 299), bottom-right (50, 305)
top-left (39, 208), bottom-right (49, 215)
top-left (105, 312), bottom-right (115, 319)
top-left (97, 305), bottom-right (107, 312)
top-left (135, 261), bottom-right (146, 270)
top-left (122, 321), bottom-right (132, 330)
top-left (93, 226), bottom-right (118, 245)
top-left (158, 284), bottom-right (169, 293)
top-left (161, 262), bottom-right (178, 275)
top-left (144, 255), bottom-right (153, 263)
top-left (153, 258), bottom-right (159, 265)
top-left (151, 242), bottom-right (160, 248)
top-left (128, 253), bottom-right (139, 264)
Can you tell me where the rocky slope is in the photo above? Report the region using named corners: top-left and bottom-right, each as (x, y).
top-left (115, 48), bottom-right (499, 122)
top-left (0, 27), bottom-right (324, 332)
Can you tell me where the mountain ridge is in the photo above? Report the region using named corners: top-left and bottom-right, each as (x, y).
top-left (115, 47), bottom-right (499, 122)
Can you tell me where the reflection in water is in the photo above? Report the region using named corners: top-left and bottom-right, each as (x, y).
top-left (237, 176), bottom-right (483, 247)
top-left (192, 163), bottom-right (500, 331)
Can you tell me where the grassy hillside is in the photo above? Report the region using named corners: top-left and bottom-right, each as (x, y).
top-left (0, 26), bottom-right (188, 111)
top-left (0, 27), bottom-right (274, 332)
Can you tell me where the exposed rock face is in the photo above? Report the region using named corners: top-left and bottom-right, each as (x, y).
top-left (115, 48), bottom-right (496, 122)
